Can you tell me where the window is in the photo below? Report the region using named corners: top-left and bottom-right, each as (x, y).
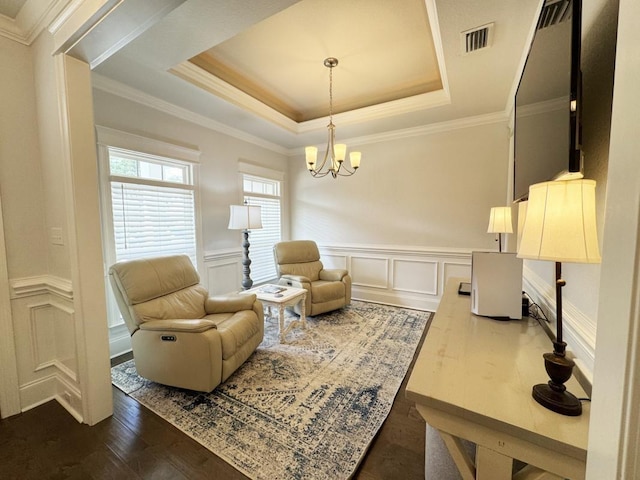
top-left (243, 174), bottom-right (282, 284)
top-left (106, 147), bottom-right (197, 264)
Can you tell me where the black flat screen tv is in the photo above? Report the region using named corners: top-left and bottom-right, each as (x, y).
top-left (513, 0), bottom-right (583, 202)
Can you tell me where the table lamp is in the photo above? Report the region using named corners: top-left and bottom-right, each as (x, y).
top-left (517, 179), bottom-right (601, 416)
top-left (487, 206), bottom-right (513, 252)
top-left (228, 203), bottom-right (262, 290)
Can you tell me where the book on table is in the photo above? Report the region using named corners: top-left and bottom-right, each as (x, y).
top-left (260, 285), bottom-right (286, 294)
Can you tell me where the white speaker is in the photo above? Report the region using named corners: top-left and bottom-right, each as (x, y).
top-left (471, 252), bottom-right (523, 320)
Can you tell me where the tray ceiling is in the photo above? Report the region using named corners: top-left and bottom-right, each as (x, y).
top-left (182, 0), bottom-right (443, 123)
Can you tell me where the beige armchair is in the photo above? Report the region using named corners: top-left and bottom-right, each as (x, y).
top-left (109, 254), bottom-right (264, 392)
top-left (273, 240), bottom-right (351, 316)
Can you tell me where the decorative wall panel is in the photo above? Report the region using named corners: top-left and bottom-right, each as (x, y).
top-left (392, 259), bottom-right (438, 295)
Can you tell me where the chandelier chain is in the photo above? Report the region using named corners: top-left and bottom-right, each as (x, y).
top-left (328, 62), bottom-right (333, 124)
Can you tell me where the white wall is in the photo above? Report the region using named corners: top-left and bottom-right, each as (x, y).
top-left (290, 119), bottom-right (510, 307)
top-left (0, 36), bottom-right (47, 278)
top-left (519, 0), bottom-right (617, 382)
top-left (292, 121), bottom-right (510, 248)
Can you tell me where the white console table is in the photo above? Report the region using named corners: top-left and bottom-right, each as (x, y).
top-left (406, 278), bottom-right (589, 480)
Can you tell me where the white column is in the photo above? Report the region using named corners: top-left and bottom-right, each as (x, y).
top-left (587, 0), bottom-right (640, 476)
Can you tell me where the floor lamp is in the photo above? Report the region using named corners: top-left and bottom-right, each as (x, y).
top-left (517, 179), bottom-right (601, 416)
top-left (228, 203), bottom-right (263, 290)
top-left (487, 206), bottom-right (513, 252)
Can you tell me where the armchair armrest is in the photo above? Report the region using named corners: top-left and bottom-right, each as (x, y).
top-left (279, 274), bottom-right (311, 288)
top-left (205, 293), bottom-right (258, 314)
top-left (139, 319), bottom-right (216, 333)
top-left (319, 269), bottom-right (348, 282)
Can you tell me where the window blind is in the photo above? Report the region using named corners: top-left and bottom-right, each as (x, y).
top-left (245, 195), bottom-right (281, 283)
top-left (111, 181), bottom-right (197, 264)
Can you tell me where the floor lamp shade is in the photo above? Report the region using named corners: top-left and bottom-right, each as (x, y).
top-left (517, 179), bottom-right (601, 264)
top-left (228, 205), bottom-right (263, 230)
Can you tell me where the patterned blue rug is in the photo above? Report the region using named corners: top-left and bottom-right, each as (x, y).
top-left (111, 300), bottom-right (431, 479)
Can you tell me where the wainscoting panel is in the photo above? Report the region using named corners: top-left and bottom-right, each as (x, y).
top-left (443, 262), bottom-right (473, 294)
top-left (9, 275), bottom-right (82, 419)
top-left (203, 249), bottom-right (243, 295)
top-left (109, 323), bottom-right (132, 359)
top-left (203, 245), bottom-right (473, 312)
top-left (392, 259), bottom-right (438, 296)
top-left (322, 254), bottom-right (348, 270)
top-left (320, 245), bottom-right (472, 312)
top-left (351, 256), bottom-right (389, 289)
top-left (29, 302), bottom-right (57, 371)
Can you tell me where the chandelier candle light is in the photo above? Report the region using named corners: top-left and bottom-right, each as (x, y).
top-left (517, 179), bottom-right (601, 416)
top-left (228, 203), bottom-right (263, 290)
top-left (306, 58), bottom-right (361, 178)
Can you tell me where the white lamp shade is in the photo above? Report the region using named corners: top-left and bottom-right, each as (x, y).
top-left (305, 146), bottom-right (317, 167)
top-left (334, 143), bottom-right (346, 162)
top-left (517, 179), bottom-right (601, 263)
top-left (487, 206), bottom-right (514, 234)
top-left (350, 151), bottom-right (361, 169)
top-left (228, 205), bottom-right (263, 230)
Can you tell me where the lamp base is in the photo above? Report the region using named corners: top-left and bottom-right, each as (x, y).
top-left (532, 383), bottom-right (582, 416)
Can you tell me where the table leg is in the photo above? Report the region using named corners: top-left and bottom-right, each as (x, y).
top-left (300, 293), bottom-right (307, 330)
top-left (476, 445), bottom-right (512, 480)
top-left (278, 303), bottom-right (286, 343)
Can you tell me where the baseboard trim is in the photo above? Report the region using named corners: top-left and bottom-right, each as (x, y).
top-left (19, 371), bottom-right (83, 422)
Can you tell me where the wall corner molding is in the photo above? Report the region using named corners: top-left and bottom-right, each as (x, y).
top-left (10, 274), bottom-right (74, 300)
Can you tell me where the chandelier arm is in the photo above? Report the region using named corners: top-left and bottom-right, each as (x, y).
top-left (335, 165), bottom-right (357, 176)
top-left (309, 169), bottom-right (332, 178)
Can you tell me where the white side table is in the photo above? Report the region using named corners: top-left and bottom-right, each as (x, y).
top-left (244, 285), bottom-right (307, 343)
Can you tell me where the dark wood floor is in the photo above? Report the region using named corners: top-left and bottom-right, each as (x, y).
top-left (0, 319), bottom-right (430, 480)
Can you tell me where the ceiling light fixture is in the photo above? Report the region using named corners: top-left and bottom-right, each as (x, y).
top-left (306, 58), bottom-right (361, 178)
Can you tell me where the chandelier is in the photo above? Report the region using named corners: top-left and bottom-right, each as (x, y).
top-left (305, 57), bottom-right (361, 178)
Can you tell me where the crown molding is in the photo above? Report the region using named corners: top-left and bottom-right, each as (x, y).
top-left (291, 110), bottom-right (509, 155)
top-left (171, 60), bottom-right (452, 136)
top-left (0, 0), bottom-right (70, 45)
top-left (170, 61), bottom-right (300, 134)
top-left (93, 72), bottom-right (507, 159)
top-left (91, 73), bottom-right (289, 155)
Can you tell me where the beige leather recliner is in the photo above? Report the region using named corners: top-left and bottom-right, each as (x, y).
top-left (273, 240), bottom-right (351, 316)
top-left (109, 254), bottom-right (264, 392)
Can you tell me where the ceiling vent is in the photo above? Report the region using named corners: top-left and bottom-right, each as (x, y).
top-left (461, 23), bottom-right (494, 55)
top-left (537, 0), bottom-right (572, 29)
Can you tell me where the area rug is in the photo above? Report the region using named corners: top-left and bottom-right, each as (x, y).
top-left (111, 300), bottom-right (432, 480)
